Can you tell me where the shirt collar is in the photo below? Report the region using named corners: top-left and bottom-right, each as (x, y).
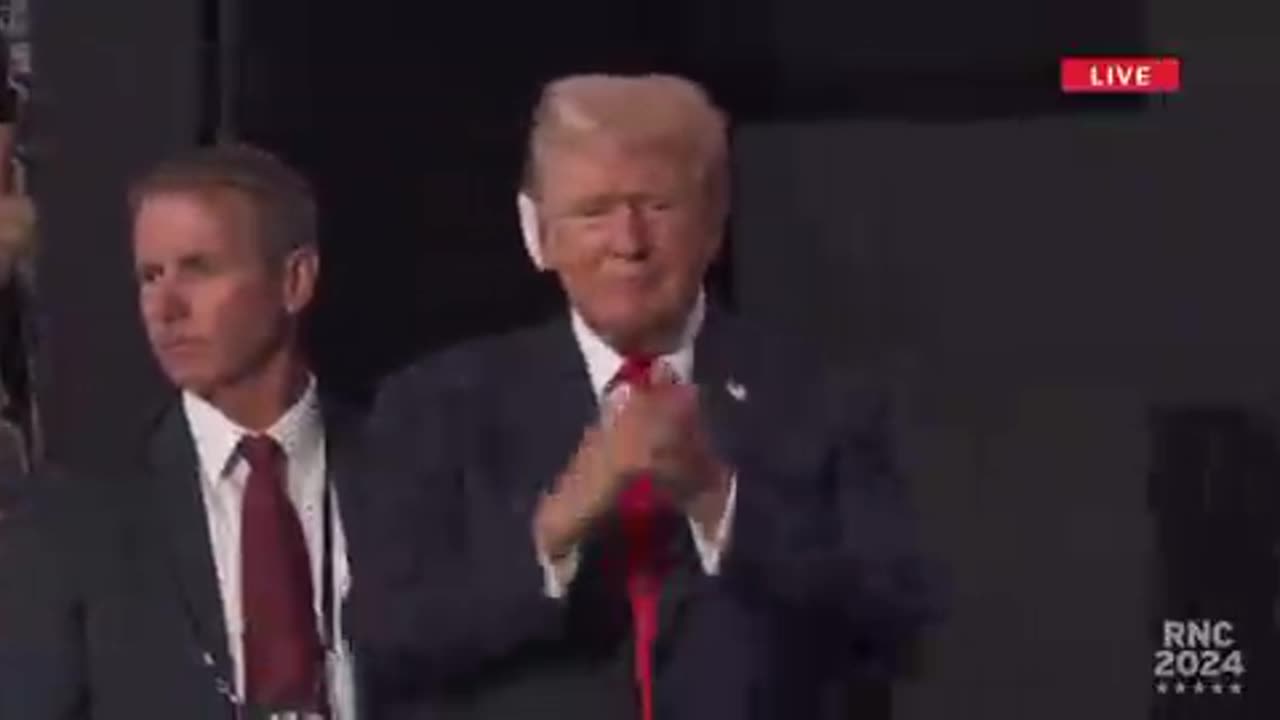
top-left (181, 375), bottom-right (323, 489)
top-left (570, 290), bottom-right (705, 399)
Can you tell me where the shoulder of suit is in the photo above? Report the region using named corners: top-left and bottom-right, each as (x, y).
top-left (711, 310), bottom-right (896, 421)
top-left (709, 312), bottom-right (845, 385)
top-left (4, 460), bottom-right (131, 545)
top-left (360, 323), bottom-right (560, 449)
top-left (132, 396), bottom-right (189, 464)
top-left (314, 389), bottom-right (364, 440)
top-left (377, 319), bottom-right (562, 398)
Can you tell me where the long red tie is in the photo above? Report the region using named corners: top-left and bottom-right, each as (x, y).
top-left (615, 356), bottom-right (669, 720)
top-left (239, 434), bottom-right (324, 713)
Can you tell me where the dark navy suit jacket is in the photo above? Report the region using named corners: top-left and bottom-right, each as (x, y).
top-left (0, 396), bottom-right (360, 720)
top-left (342, 308), bottom-right (937, 719)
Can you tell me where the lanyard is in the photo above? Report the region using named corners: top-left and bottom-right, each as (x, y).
top-left (320, 479), bottom-right (336, 654)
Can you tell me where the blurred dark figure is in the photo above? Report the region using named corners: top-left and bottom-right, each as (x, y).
top-left (0, 198), bottom-right (35, 487)
top-left (0, 27), bottom-right (14, 195)
top-left (0, 26), bottom-right (32, 496)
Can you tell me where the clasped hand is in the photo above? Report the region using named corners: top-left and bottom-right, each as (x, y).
top-left (533, 381), bottom-right (731, 560)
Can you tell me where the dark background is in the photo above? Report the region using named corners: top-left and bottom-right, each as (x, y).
top-left (27, 0), bottom-right (1153, 444)
top-left (26, 0), bottom-right (1280, 717)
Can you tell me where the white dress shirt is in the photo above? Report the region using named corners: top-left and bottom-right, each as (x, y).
top-left (541, 291), bottom-right (739, 597)
top-left (182, 378), bottom-right (357, 719)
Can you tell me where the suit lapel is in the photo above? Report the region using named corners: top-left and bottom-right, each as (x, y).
top-left (692, 308), bottom-right (753, 466)
top-left (509, 318), bottom-right (642, 643)
top-left (498, 317), bottom-right (599, 501)
top-left (141, 403), bottom-right (234, 685)
top-left (658, 307), bottom-right (754, 650)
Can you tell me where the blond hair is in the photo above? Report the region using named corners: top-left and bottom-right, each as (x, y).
top-left (523, 74), bottom-right (729, 211)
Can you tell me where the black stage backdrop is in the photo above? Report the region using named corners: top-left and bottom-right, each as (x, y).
top-left (31, 0), bottom-right (1147, 469)
top-left (38, 1), bottom-right (1280, 719)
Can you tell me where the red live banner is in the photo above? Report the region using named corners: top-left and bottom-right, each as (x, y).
top-left (1060, 57), bottom-right (1181, 93)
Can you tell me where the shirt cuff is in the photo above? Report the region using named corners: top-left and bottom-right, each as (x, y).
top-left (537, 543), bottom-right (581, 599)
top-left (688, 473), bottom-right (738, 576)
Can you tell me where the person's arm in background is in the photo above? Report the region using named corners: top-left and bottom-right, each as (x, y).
top-left (0, 50), bottom-right (37, 473)
top-left (0, 32), bottom-right (17, 195)
top-left (0, 473), bottom-right (90, 719)
top-left (0, 150), bottom-right (34, 482)
top-left (0, 120), bottom-right (16, 195)
top-left (0, 32), bottom-right (20, 279)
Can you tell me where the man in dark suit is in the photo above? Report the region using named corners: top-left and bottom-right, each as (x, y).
top-left (0, 144), bottom-right (360, 719)
top-left (343, 74), bottom-right (937, 719)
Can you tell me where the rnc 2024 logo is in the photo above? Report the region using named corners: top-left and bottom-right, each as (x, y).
top-left (1154, 619), bottom-right (1246, 696)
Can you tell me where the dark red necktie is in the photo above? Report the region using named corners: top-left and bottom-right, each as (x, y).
top-left (239, 434), bottom-right (324, 713)
top-left (615, 355), bottom-right (669, 720)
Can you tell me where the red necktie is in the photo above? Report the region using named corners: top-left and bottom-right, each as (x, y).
top-left (615, 355), bottom-right (669, 720)
top-left (239, 434), bottom-right (324, 713)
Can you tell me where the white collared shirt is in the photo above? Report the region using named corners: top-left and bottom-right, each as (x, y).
top-left (182, 378), bottom-right (356, 719)
top-left (541, 292), bottom-right (739, 597)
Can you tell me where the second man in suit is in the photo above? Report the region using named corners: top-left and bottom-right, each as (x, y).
top-left (0, 144), bottom-right (360, 718)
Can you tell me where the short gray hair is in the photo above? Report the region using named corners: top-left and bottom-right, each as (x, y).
top-left (522, 74), bottom-right (729, 211)
top-left (130, 143), bottom-right (317, 261)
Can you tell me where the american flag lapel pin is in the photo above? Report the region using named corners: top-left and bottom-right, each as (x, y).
top-left (726, 378), bottom-right (748, 402)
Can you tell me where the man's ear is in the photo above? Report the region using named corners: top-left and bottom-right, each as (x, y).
top-left (517, 192), bottom-right (550, 271)
top-left (281, 245), bottom-right (320, 316)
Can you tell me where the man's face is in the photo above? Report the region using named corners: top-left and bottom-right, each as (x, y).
top-left (133, 191), bottom-right (306, 396)
top-left (537, 140), bottom-right (722, 349)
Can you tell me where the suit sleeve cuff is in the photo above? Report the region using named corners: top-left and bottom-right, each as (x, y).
top-left (689, 473), bottom-right (737, 576)
top-left (536, 542), bottom-right (581, 599)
